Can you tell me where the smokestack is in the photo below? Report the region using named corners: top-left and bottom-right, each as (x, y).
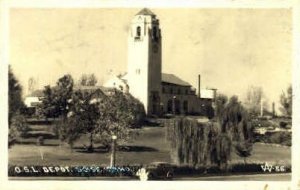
top-left (272, 102), bottom-right (275, 117)
top-left (198, 75), bottom-right (201, 98)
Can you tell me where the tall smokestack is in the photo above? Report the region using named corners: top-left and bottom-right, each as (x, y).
top-left (272, 102), bottom-right (275, 117)
top-left (198, 74), bottom-right (201, 98)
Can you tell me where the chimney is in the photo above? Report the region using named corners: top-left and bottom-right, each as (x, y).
top-left (198, 75), bottom-right (201, 98)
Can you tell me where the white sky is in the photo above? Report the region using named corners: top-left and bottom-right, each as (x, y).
top-left (9, 8), bottom-right (292, 110)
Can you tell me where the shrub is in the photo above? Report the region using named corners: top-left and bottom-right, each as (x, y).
top-left (231, 163), bottom-right (265, 173)
top-left (10, 114), bottom-right (30, 137)
top-left (258, 120), bottom-right (273, 128)
top-left (251, 119), bottom-right (276, 129)
top-left (8, 126), bottom-right (19, 148)
top-left (279, 121), bottom-right (288, 129)
top-left (254, 130), bottom-right (291, 146)
top-left (267, 132), bottom-right (291, 146)
top-left (36, 136), bottom-right (44, 146)
top-left (235, 140), bottom-right (253, 164)
top-left (120, 93), bottom-right (146, 128)
top-left (8, 165), bottom-right (140, 177)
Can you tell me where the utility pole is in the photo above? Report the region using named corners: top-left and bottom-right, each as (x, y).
top-left (198, 75), bottom-right (201, 98)
top-left (272, 102), bottom-right (275, 117)
top-left (260, 98), bottom-right (263, 117)
top-left (110, 135), bottom-right (117, 167)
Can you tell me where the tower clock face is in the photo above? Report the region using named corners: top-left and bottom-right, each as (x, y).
top-left (153, 44), bottom-right (159, 53)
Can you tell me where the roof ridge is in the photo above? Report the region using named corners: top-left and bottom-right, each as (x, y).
top-left (161, 73), bottom-right (191, 86)
top-left (136, 8), bottom-right (155, 16)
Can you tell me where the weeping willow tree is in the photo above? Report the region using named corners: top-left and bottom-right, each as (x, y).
top-left (219, 96), bottom-right (252, 142)
top-left (166, 96), bottom-right (252, 170)
top-left (166, 118), bottom-right (222, 168)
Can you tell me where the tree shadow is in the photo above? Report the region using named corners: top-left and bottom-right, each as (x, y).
top-left (15, 141), bottom-right (59, 146)
top-left (73, 145), bottom-right (109, 153)
top-left (143, 120), bottom-right (163, 127)
top-left (58, 158), bottom-right (71, 161)
top-left (22, 133), bottom-right (57, 139)
top-left (72, 145), bottom-right (158, 153)
top-left (117, 145), bottom-right (158, 152)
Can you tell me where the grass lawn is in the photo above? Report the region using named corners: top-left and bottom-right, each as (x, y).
top-left (9, 125), bottom-right (291, 167)
top-left (9, 126), bottom-right (171, 166)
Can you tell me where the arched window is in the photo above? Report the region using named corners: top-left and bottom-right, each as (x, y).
top-left (136, 26), bottom-right (141, 37)
top-left (153, 27), bottom-right (157, 36)
top-left (177, 88), bottom-right (181, 94)
top-left (167, 99), bottom-right (172, 113)
top-left (152, 26), bottom-right (158, 41)
top-left (175, 100), bottom-right (181, 114)
top-left (183, 101), bottom-right (188, 114)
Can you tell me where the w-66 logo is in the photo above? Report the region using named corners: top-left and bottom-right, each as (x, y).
top-left (261, 162), bottom-right (286, 172)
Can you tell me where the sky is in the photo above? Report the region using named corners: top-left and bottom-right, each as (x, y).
top-left (9, 8), bottom-right (292, 110)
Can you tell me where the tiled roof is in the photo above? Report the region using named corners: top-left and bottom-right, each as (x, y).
top-left (28, 89), bottom-right (44, 97)
top-left (136, 8), bottom-right (155, 16)
top-left (73, 85), bottom-right (115, 95)
top-left (161, 73), bottom-right (191, 86)
top-left (74, 85), bottom-right (102, 91)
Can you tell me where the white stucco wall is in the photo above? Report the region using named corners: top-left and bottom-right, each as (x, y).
top-left (127, 13), bottom-right (162, 114)
top-left (103, 77), bottom-right (128, 93)
top-left (24, 97), bottom-right (42, 107)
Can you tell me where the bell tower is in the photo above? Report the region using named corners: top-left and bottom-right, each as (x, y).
top-left (127, 8), bottom-right (162, 115)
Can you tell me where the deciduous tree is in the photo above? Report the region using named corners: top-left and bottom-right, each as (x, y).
top-left (40, 74), bottom-right (74, 118)
top-left (167, 95), bottom-right (252, 170)
top-left (95, 90), bottom-right (143, 149)
top-left (214, 94), bottom-right (228, 121)
top-left (67, 89), bottom-right (102, 152)
top-left (280, 85), bottom-right (292, 117)
top-left (217, 96), bottom-right (252, 169)
top-left (78, 74), bottom-right (98, 86)
top-left (244, 86), bottom-right (268, 117)
top-left (54, 117), bottom-right (82, 150)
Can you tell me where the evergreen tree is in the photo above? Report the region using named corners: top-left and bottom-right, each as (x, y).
top-left (8, 66), bottom-right (24, 124)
